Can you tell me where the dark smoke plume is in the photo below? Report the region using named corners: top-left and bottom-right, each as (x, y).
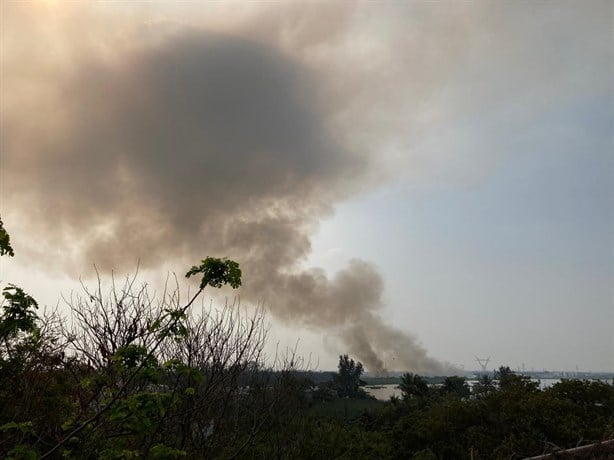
top-left (3, 24), bottom-right (449, 373)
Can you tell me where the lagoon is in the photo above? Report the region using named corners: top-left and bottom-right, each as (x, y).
top-left (364, 378), bottom-right (613, 401)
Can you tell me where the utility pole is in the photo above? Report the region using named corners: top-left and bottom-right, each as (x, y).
top-left (475, 356), bottom-right (491, 375)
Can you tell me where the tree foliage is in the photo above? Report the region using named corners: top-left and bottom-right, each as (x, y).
top-left (0, 216), bottom-right (14, 257)
top-left (441, 375), bottom-right (471, 399)
top-left (399, 372), bottom-right (430, 401)
top-left (335, 354), bottom-right (365, 398)
top-left (185, 257), bottom-right (242, 289)
top-left (0, 284), bottom-right (39, 340)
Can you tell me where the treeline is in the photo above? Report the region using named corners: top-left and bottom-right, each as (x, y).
top-left (1, 218), bottom-right (613, 459)
top-left (247, 363), bottom-right (614, 459)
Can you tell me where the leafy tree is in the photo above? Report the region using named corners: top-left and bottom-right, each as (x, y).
top-left (44, 258), bottom-right (247, 458)
top-left (335, 354), bottom-right (365, 398)
top-left (399, 372), bottom-right (430, 401)
top-left (471, 374), bottom-right (495, 398)
top-left (548, 378), bottom-right (614, 410)
top-left (0, 216), bottom-right (14, 257)
top-left (387, 373), bottom-right (614, 459)
top-left (0, 219), bottom-right (71, 457)
top-left (495, 365), bottom-right (538, 392)
top-left (185, 257), bottom-right (242, 289)
top-left (0, 220), bottom-right (36, 347)
top-left (441, 376), bottom-right (470, 399)
top-left (0, 284), bottom-right (38, 341)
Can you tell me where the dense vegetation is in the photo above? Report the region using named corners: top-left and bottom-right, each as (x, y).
top-left (1, 218), bottom-right (613, 459)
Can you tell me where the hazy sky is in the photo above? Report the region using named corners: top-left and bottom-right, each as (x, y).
top-left (1, 1), bottom-right (612, 372)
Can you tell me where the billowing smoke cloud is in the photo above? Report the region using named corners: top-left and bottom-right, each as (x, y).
top-left (3, 2), bottom-right (608, 374)
top-left (2, 6), bottom-right (449, 373)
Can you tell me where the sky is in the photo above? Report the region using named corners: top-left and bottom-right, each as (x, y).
top-left (1, 1), bottom-right (612, 373)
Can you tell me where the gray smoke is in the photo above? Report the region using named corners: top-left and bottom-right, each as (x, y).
top-left (2, 26), bottom-right (449, 373)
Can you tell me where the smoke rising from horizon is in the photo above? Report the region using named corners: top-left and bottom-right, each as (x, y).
top-left (2, 9), bottom-right (450, 373)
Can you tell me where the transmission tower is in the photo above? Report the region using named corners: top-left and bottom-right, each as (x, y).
top-left (475, 356), bottom-right (491, 373)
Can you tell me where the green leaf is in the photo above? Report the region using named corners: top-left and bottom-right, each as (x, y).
top-left (0, 285), bottom-right (39, 339)
top-left (7, 444), bottom-right (38, 460)
top-left (0, 216), bottom-right (15, 257)
top-left (0, 421), bottom-right (34, 435)
top-left (184, 387), bottom-right (195, 396)
top-left (185, 257), bottom-right (242, 289)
